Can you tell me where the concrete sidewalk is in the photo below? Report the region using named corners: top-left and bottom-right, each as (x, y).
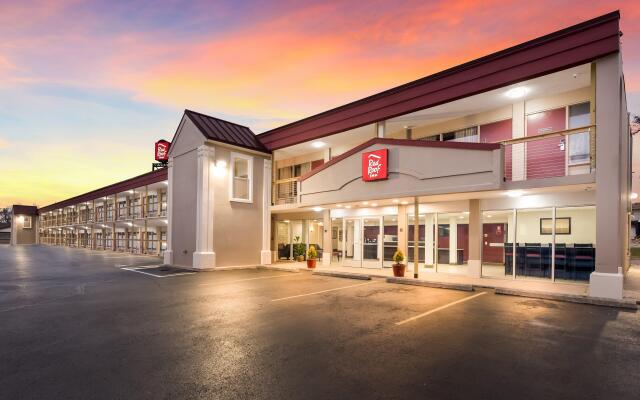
top-left (275, 261), bottom-right (640, 303)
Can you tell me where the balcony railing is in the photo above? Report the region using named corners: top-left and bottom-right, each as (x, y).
top-left (273, 178), bottom-right (298, 205)
top-left (501, 125), bottom-right (595, 182)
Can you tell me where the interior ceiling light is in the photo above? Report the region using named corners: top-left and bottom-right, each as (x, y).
top-left (504, 86), bottom-right (529, 99)
top-left (312, 207), bottom-right (323, 212)
top-left (506, 190), bottom-right (524, 198)
top-left (631, 192), bottom-right (638, 200)
top-left (311, 141), bottom-right (326, 148)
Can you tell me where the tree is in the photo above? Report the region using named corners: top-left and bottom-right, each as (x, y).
top-left (632, 115), bottom-right (640, 135)
top-left (0, 208), bottom-right (11, 224)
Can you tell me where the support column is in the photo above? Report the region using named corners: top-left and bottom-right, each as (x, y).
top-left (467, 199), bottom-right (482, 278)
top-left (449, 217), bottom-right (458, 265)
top-left (511, 101), bottom-right (525, 181)
top-left (397, 205), bottom-right (408, 258)
top-left (376, 121), bottom-right (386, 138)
top-left (322, 209), bottom-right (331, 266)
top-left (413, 197), bottom-right (419, 279)
top-left (591, 54), bottom-right (625, 299)
top-left (192, 146), bottom-right (216, 269)
top-left (163, 158), bottom-right (174, 265)
top-left (261, 159), bottom-right (273, 265)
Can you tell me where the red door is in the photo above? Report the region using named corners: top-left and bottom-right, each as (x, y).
top-left (526, 108), bottom-right (566, 179)
top-left (482, 223), bottom-right (506, 264)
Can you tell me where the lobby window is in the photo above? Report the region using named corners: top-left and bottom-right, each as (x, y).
top-left (230, 153), bottom-right (253, 202)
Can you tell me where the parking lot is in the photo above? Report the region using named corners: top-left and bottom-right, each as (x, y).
top-left (1, 245), bottom-right (639, 399)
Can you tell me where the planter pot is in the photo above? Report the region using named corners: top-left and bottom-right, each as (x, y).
top-left (392, 263), bottom-right (406, 277)
top-left (307, 259), bottom-right (317, 269)
top-left (297, 255), bottom-right (305, 262)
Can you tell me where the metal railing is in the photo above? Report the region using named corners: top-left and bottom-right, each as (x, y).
top-left (273, 178), bottom-right (298, 205)
top-left (501, 125), bottom-right (595, 182)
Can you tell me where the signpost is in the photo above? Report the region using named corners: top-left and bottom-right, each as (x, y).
top-left (152, 140), bottom-right (171, 171)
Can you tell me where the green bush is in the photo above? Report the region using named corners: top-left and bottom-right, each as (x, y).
top-left (307, 245), bottom-right (318, 259)
top-left (393, 249), bottom-right (405, 264)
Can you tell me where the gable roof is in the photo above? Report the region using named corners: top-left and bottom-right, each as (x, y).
top-left (12, 205), bottom-right (39, 216)
top-left (184, 109), bottom-right (270, 154)
top-left (256, 11), bottom-right (621, 150)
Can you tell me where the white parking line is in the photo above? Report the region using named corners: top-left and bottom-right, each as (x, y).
top-left (121, 266), bottom-right (196, 278)
top-left (199, 273), bottom-right (296, 286)
top-left (395, 292), bottom-right (487, 326)
top-left (271, 281), bottom-right (375, 302)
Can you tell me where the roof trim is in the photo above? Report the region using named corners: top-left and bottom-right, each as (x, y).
top-left (38, 169), bottom-right (168, 213)
top-left (12, 205), bottom-right (39, 216)
top-left (184, 109), bottom-right (271, 154)
top-left (299, 138), bottom-right (500, 181)
top-left (257, 11), bottom-right (620, 150)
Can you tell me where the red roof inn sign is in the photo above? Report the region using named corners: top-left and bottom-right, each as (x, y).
top-left (362, 149), bottom-right (388, 181)
top-left (152, 139), bottom-right (171, 171)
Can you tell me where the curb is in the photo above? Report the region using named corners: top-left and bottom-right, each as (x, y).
top-left (386, 277), bottom-right (474, 292)
top-left (312, 271), bottom-right (372, 280)
top-left (495, 288), bottom-right (638, 310)
top-left (257, 265), bottom-right (301, 273)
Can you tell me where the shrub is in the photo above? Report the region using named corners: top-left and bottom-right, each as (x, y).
top-left (392, 249), bottom-right (404, 264)
top-left (307, 245), bottom-right (318, 259)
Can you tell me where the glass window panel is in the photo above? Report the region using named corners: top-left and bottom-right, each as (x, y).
top-left (331, 218), bottom-right (343, 263)
top-left (554, 206), bottom-right (595, 282)
top-left (515, 208), bottom-right (552, 280)
top-left (437, 212), bottom-right (469, 275)
top-left (307, 219), bottom-right (324, 258)
top-left (481, 210), bottom-right (515, 278)
top-left (383, 215), bottom-right (398, 267)
top-left (232, 157), bottom-right (251, 200)
top-left (363, 218), bottom-right (380, 262)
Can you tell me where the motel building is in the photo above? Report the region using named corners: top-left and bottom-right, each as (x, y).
top-left (9, 12), bottom-right (633, 300)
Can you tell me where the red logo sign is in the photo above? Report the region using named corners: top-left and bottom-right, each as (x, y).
top-left (362, 149), bottom-right (388, 181)
top-left (155, 140), bottom-right (170, 162)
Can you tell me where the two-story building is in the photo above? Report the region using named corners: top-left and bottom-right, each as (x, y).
top-left (10, 11), bottom-right (631, 299)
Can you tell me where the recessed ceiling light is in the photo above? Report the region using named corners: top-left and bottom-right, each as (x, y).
top-left (311, 141), bottom-right (326, 148)
top-left (362, 201), bottom-right (369, 206)
top-left (345, 205), bottom-right (352, 209)
top-left (312, 207), bottom-right (323, 212)
top-left (336, 204), bottom-right (343, 207)
top-left (505, 86), bottom-right (528, 99)
top-left (401, 201), bottom-right (408, 205)
top-left (371, 203), bottom-right (378, 207)
top-left (506, 190), bottom-right (524, 198)
top-left (392, 199), bottom-right (399, 203)
top-left (631, 192), bottom-right (638, 200)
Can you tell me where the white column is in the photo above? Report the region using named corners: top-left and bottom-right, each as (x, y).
top-left (322, 209), bottom-right (331, 266)
top-left (511, 101), bottom-right (525, 181)
top-left (10, 214), bottom-right (17, 245)
top-left (467, 199), bottom-right (482, 278)
top-left (449, 217), bottom-right (458, 264)
top-left (163, 158), bottom-right (174, 264)
top-left (192, 146), bottom-right (216, 269)
top-left (376, 121), bottom-right (386, 138)
top-left (590, 53), bottom-right (624, 299)
top-left (261, 159), bottom-right (273, 265)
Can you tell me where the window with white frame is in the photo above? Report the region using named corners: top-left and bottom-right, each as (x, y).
top-left (230, 153), bottom-right (253, 202)
top-left (23, 216), bottom-right (32, 229)
top-left (568, 102), bottom-right (591, 165)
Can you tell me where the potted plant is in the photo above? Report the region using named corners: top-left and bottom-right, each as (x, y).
top-left (392, 249), bottom-right (406, 277)
top-left (306, 245), bottom-right (318, 269)
top-left (292, 236), bottom-right (305, 261)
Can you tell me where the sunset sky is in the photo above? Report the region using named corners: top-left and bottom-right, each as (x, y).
top-left (1, 0), bottom-right (639, 208)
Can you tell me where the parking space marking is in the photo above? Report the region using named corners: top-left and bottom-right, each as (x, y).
top-left (121, 266), bottom-right (196, 278)
top-left (199, 273), bottom-right (296, 286)
top-left (271, 281), bottom-right (376, 302)
top-left (395, 291), bottom-right (487, 325)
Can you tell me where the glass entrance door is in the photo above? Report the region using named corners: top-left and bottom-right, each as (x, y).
top-left (343, 218), bottom-right (362, 267)
top-left (342, 217), bottom-right (383, 268)
top-left (362, 217), bottom-right (382, 268)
